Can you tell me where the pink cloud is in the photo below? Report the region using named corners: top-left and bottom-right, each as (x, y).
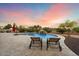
top-left (0, 4), bottom-right (71, 27)
top-left (37, 4), bottom-right (71, 27)
top-left (0, 9), bottom-right (35, 25)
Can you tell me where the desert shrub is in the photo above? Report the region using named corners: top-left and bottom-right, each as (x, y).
top-left (56, 28), bottom-right (67, 34)
top-left (43, 27), bottom-right (53, 33)
top-left (3, 24), bottom-right (12, 29)
top-left (26, 25), bottom-right (42, 33)
top-left (73, 26), bottom-right (79, 32)
top-left (18, 25), bottom-right (27, 32)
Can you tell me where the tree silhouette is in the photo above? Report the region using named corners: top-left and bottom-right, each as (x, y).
top-left (4, 24), bottom-right (12, 29)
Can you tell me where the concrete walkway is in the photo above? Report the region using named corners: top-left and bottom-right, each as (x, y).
top-left (0, 33), bottom-right (77, 56)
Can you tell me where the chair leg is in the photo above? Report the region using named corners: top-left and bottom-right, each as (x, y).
top-left (55, 42), bottom-right (57, 45)
top-left (33, 40), bottom-right (34, 44)
top-left (29, 40), bottom-right (32, 49)
top-left (58, 42), bottom-right (62, 51)
top-left (41, 40), bottom-right (42, 50)
top-left (46, 40), bottom-right (48, 50)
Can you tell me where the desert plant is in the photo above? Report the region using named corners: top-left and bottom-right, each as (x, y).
top-left (58, 20), bottom-right (77, 33)
top-left (43, 27), bottom-right (53, 33)
top-left (18, 25), bottom-right (27, 32)
top-left (56, 28), bottom-right (67, 34)
top-left (73, 26), bottom-right (79, 32)
top-left (3, 24), bottom-right (12, 29)
top-left (26, 25), bottom-right (42, 33)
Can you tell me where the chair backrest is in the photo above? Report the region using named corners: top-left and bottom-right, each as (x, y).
top-left (31, 37), bottom-right (41, 41)
top-left (48, 38), bottom-right (60, 42)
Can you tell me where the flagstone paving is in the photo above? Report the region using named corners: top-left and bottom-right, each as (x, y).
top-left (0, 33), bottom-right (77, 56)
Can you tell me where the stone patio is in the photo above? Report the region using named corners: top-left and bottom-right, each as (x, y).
top-left (0, 33), bottom-right (77, 56)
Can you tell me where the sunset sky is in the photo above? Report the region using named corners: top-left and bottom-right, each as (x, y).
top-left (0, 3), bottom-right (79, 27)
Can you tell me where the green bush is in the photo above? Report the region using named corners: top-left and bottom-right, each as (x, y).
top-left (26, 27), bottom-right (34, 32)
top-left (43, 27), bottom-right (53, 33)
top-left (26, 25), bottom-right (42, 33)
top-left (3, 24), bottom-right (12, 29)
top-left (73, 26), bottom-right (79, 32)
top-left (56, 28), bottom-right (67, 34)
top-left (18, 26), bottom-right (27, 32)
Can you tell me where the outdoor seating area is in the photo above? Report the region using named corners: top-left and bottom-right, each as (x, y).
top-left (46, 38), bottom-right (62, 51)
top-left (0, 33), bottom-right (77, 56)
top-left (29, 37), bottom-right (62, 51)
top-left (29, 37), bottom-right (42, 50)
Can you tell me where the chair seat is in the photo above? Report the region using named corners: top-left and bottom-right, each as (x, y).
top-left (47, 38), bottom-right (62, 51)
top-left (29, 37), bottom-right (42, 50)
top-left (31, 44), bottom-right (42, 47)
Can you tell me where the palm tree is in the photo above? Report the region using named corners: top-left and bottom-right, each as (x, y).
top-left (26, 25), bottom-right (42, 33)
top-left (32, 25), bottom-right (42, 33)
